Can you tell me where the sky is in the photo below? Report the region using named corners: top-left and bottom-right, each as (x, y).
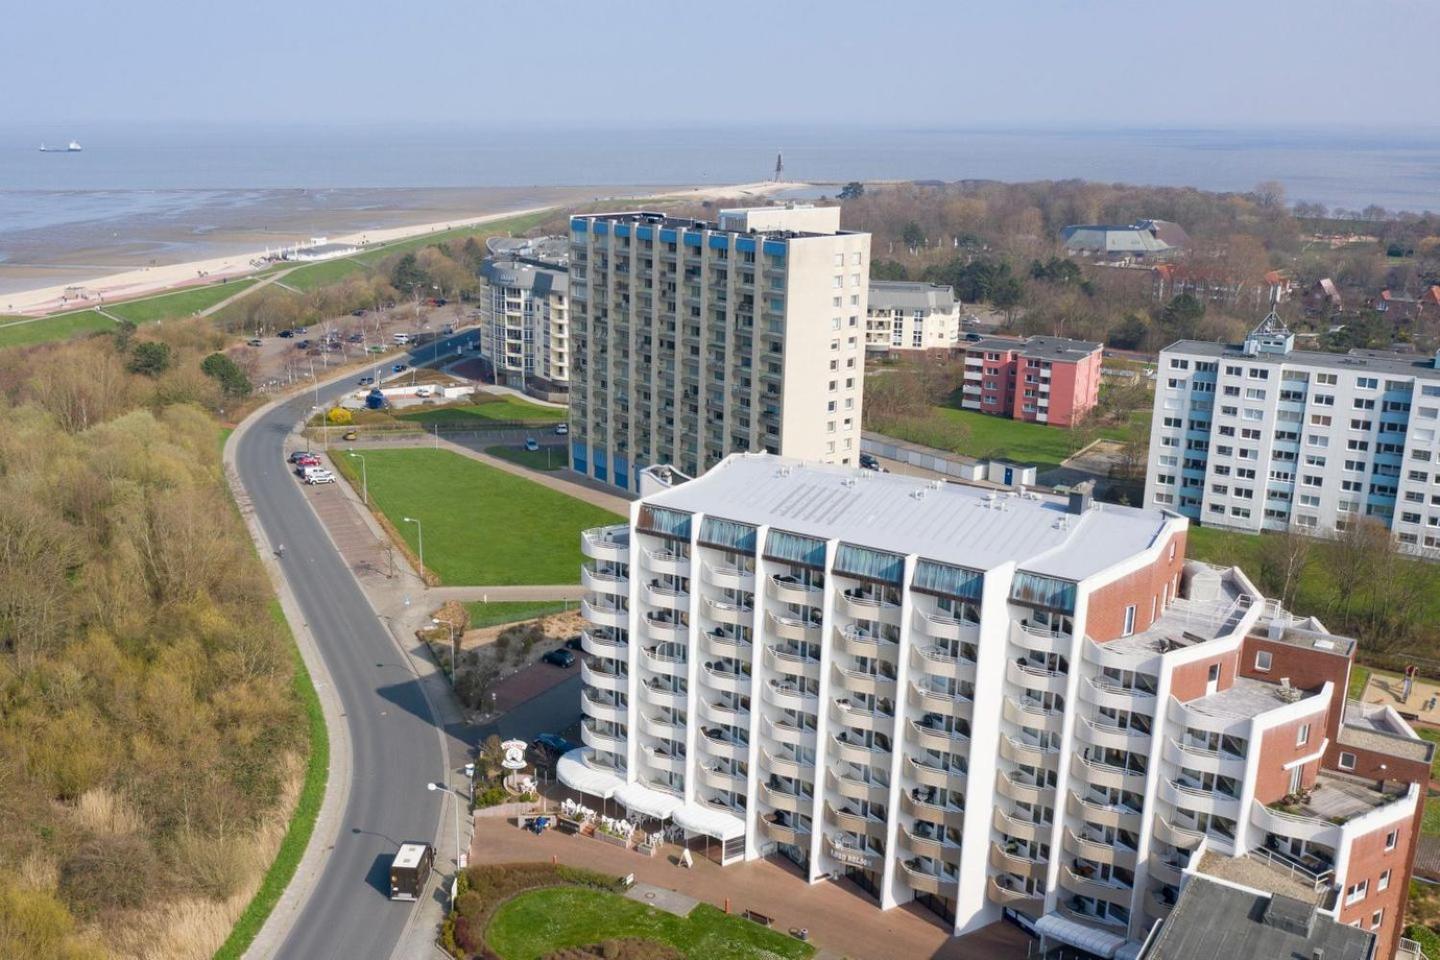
top-left (4, 0), bottom-right (1438, 130)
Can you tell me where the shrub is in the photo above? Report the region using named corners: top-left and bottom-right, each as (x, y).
top-left (444, 863), bottom-right (627, 959)
top-left (326, 406), bottom-right (353, 425)
top-left (474, 785), bottom-right (509, 809)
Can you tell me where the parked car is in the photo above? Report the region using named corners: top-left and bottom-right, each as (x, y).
top-left (392, 333), bottom-right (412, 345)
top-left (247, 338), bottom-right (263, 347)
top-left (524, 438), bottom-right (540, 452)
top-left (294, 326), bottom-right (308, 334)
top-left (303, 467), bottom-right (336, 485)
top-left (277, 329), bottom-right (294, 339)
top-left (367, 345), bottom-right (386, 354)
top-left (415, 386), bottom-right (432, 398)
top-left (292, 454), bottom-right (321, 469)
top-left (859, 453), bottom-right (880, 471)
top-left (541, 649), bottom-right (574, 668)
top-left (296, 339), bottom-right (312, 349)
top-left (392, 363), bottom-right (408, 374)
top-left (442, 323), bottom-right (455, 335)
top-left (564, 635), bottom-right (583, 651)
top-left (553, 423), bottom-right (569, 435)
top-left (347, 333), bottom-right (365, 343)
top-left (529, 733), bottom-right (575, 763)
top-left (358, 376), bottom-right (374, 386)
top-left (342, 430), bottom-right (358, 441)
top-left (351, 309), bottom-right (366, 317)
top-left (287, 450), bottom-right (316, 464)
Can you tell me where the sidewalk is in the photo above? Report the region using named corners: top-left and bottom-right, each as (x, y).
top-left (469, 818), bottom-right (1030, 960)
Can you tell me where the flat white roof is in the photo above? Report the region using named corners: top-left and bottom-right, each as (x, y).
top-left (393, 842), bottom-right (428, 869)
top-left (645, 454), bottom-right (1173, 581)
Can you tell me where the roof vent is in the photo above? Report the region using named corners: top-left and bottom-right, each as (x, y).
top-left (1067, 481), bottom-right (1095, 515)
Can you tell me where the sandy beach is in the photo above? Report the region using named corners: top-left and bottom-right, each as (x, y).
top-left (0, 180), bottom-right (814, 316)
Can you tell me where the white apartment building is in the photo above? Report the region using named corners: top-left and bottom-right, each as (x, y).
top-left (1147, 312), bottom-right (1440, 556)
top-left (864, 281), bottom-right (960, 355)
top-left (562, 453), bottom-right (1427, 957)
top-left (567, 205), bottom-right (870, 493)
top-left (477, 236), bottom-right (571, 393)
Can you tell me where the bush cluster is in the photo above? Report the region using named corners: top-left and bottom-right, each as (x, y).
top-left (541, 939), bottom-right (683, 960)
top-left (441, 863), bottom-right (625, 960)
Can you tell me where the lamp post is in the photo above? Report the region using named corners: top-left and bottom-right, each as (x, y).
top-left (432, 616), bottom-right (457, 680)
top-left (403, 516), bottom-right (424, 581)
top-left (349, 450), bottom-right (368, 505)
top-left (427, 780), bottom-right (462, 868)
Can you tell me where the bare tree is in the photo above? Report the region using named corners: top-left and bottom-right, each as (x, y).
top-left (1256, 529), bottom-right (1313, 611)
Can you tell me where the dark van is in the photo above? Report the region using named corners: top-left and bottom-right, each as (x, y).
top-left (389, 842), bottom-right (434, 901)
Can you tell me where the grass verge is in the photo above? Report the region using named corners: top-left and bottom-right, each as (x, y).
top-left (874, 404), bottom-right (1133, 473)
top-left (464, 600), bottom-right (572, 628)
top-left (0, 309), bottom-right (116, 348)
top-left (212, 600), bottom-right (329, 960)
top-left (484, 444), bottom-right (565, 471)
top-left (398, 398), bottom-right (567, 425)
top-left (106, 278), bottom-right (257, 324)
top-left (486, 887), bottom-right (813, 960)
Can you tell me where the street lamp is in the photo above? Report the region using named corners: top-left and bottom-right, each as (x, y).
top-left (427, 780), bottom-right (462, 868)
top-left (403, 516), bottom-right (424, 580)
top-left (432, 616), bottom-right (458, 680)
top-left (349, 450), bottom-right (368, 505)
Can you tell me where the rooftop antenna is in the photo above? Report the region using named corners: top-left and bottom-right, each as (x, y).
top-left (774, 150), bottom-right (784, 183)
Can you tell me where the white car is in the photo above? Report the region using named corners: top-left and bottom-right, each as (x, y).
top-left (415, 386), bottom-right (432, 398)
top-left (392, 333), bottom-right (412, 345)
top-left (302, 467), bottom-right (336, 485)
top-left (554, 423), bottom-right (569, 435)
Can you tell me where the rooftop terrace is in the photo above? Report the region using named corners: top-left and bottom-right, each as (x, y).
top-left (1186, 675), bottom-right (1318, 723)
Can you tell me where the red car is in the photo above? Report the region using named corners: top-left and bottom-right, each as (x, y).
top-left (292, 454), bottom-right (321, 471)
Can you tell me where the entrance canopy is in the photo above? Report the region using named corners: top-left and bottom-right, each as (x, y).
top-left (673, 803), bottom-right (746, 841)
top-left (1035, 913), bottom-right (1128, 959)
top-left (614, 782), bottom-right (686, 820)
top-left (556, 748), bottom-right (624, 799)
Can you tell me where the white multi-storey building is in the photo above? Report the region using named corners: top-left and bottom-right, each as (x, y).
top-left (864, 281), bottom-right (960, 355)
top-left (478, 236), bottom-right (571, 394)
top-left (562, 453), bottom-right (1428, 959)
top-left (567, 205), bottom-right (870, 493)
top-left (1147, 312), bottom-right (1440, 556)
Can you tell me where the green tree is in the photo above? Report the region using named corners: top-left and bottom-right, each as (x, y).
top-left (901, 221), bottom-right (926, 249)
top-left (838, 181), bottom-right (865, 200)
top-left (127, 341), bottom-right (172, 377)
top-left (1108, 313), bottom-right (1150, 350)
top-left (392, 252), bottom-right (429, 293)
top-left (199, 352), bottom-right (252, 398)
top-left (870, 259), bottom-right (908, 281)
top-left (1159, 294), bottom-right (1206, 339)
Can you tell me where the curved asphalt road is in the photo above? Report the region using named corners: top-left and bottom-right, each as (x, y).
top-left (236, 336), bottom-right (469, 959)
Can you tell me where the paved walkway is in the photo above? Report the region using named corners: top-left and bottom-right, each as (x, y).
top-left (468, 818), bottom-right (1030, 960)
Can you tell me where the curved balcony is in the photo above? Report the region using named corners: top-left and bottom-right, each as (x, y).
top-left (641, 679), bottom-right (685, 708)
top-left (1060, 866), bottom-right (1133, 906)
top-left (836, 665), bottom-right (897, 698)
top-left (999, 735), bottom-right (1054, 769)
top-left (903, 792), bottom-right (965, 831)
top-left (1009, 619), bottom-right (1071, 655)
top-left (909, 719), bottom-right (969, 753)
top-left (996, 769), bottom-right (1051, 806)
top-left (832, 734), bottom-right (884, 767)
top-left (704, 596), bottom-right (753, 626)
top-left (1162, 779), bottom-right (1241, 819)
top-left (911, 643), bottom-right (972, 682)
top-left (989, 843), bottom-right (1048, 881)
top-left (1064, 828), bottom-right (1138, 870)
top-left (900, 860), bottom-right (958, 895)
top-left (1146, 886), bottom-right (1176, 922)
top-left (826, 834), bottom-right (879, 869)
top-left (699, 764), bottom-right (746, 792)
top-left (704, 561), bottom-right (754, 592)
top-left (1083, 634), bottom-right (1160, 672)
top-left (828, 769), bottom-right (891, 805)
top-left (1006, 659), bottom-right (1068, 695)
top-left (1068, 791), bottom-right (1143, 832)
top-left (581, 629), bottom-right (626, 659)
top-left (640, 646), bottom-right (684, 676)
top-left (825, 801), bottom-right (886, 839)
top-left (837, 590), bottom-right (901, 624)
top-left (701, 698), bottom-right (748, 726)
top-left (1249, 803), bottom-right (1343, 848)
top-left (763, 715), bottom-right (817, 750)
top-left (705, 631), bottom-right (751, 661)
top-left (642, 545), bottom-right (689, 576)
top-left (1149, 855), bottom-right (1186, 887)
top-left (1076, 716), bottom-right (1152, 752)
top-left (1153, 816), bottom-right (1206, 851)
top-left (639, 712), bottom-right (682, 739)
top-left (582, 564), bottom-right (629, 595)
top-left (761, 747), bottom-right (807, 781)
top-left (1168, 696), bottom-right (1250, 736)
top-left (909, 680), bottom-right (973, 717)
top-left (767, 609), bottom-right (821, 643)
top-left (581, 596), bottom-right (628, 629)
top-left (643, 612), bottom-right (688, 643)
top-left (1082, 675), bottom-right (1158, 713)
top-left (837, 623), bottom-right (899, 659)
top-left (701, 662), bottom-right (750, 694)
top-left (761, 815), bottom-right (809, 846)
top-left (992, 807), bottom-right (1050, 843)
top-left (1002, 695), bottom-right (1064, 734)
top-left (581, 526), bottom-right (630, 563)
top-left (764, 644), bottom-right (821, 681)
top-left (762, 678), bottom-right (817, 713)
top-left (640, 745), bottom-right (686, 773)
top-left (907, 757), bottom-right (967, 793)
top-left (768, 574), bottom-right (822, 606)
top-left (832, 698), bottom-right (891, 732)
top-left (986, 875), bottom-right (1042, 916)
top-left (914, 608), bottom-right (979, 644)
top-left (581, 692), bottom-right (626, 724)
top-left (581, 720), bottom-right (623, 753)
top-left (699, 729), bottom-right (748, 761)
top-left (1163, 737), bottom-right (1247, 779)
top-left (1071, 755), bottom-right (1147, 794)
top-left (581, 658), bottom-right (627, 693)
top-left (644, 582), bottom-right (690, 610)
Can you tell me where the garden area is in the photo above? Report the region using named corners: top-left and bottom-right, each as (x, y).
top-left (425, 600), bottom-right (582, 712)
top-left (486, 443), bottom-right (567, 471)
top-left (397, 396), bottom-right (567, 426)
top-left (443, 863), bottom-right (813, 960)
top-left (331, 447), bottom-right (621, 585)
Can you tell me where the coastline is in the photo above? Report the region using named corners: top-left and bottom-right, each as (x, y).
top-left (1, 180), bottom-right (810, 316)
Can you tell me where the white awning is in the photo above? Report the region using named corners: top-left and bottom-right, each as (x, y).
top-left (673, 803), bottom-right (746, 841)
top-left (555, 748), bottom-right (624, 799)
top-left (1035, 913), bottom-right (1128, 958)
top-left (614, 782), bottom-right (685, 820)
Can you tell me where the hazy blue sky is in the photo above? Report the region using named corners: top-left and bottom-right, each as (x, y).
top-left (6, 0), bottom-right (1438, 128)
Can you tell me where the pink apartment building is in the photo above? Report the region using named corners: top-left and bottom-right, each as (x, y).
top-left (959, 336), bottom-right (1104, 428)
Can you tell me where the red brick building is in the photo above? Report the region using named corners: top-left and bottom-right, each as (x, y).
top-left (958, 335), bottom-right (1103, 427)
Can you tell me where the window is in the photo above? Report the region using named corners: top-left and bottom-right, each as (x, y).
top-left (1371, 910), bottom-right (1384, 930)
top-left (1338, 751), bottom-right (1357, 771)
top-left (1207, 664), bottom-right (1220, 682)
top-left (1122, 605), bottom-right (1136, 636)
top-left (1385, 829), bottom-right (1398, 851)
top-left (1344, 880), bottom-right (1368, 906)
top-left (1255, 651), bottom-right (1273, 672)
top-left (1379, 869), bottom-right (1391, 891)
top-left (1296, 723), bottom-right (1310, 747)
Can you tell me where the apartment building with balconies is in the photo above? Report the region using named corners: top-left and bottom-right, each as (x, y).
top-left (864, 281), bottom-right (960, 356)
top-left (566, 205), bottom-right (870, 492)
top-left (959, 335), bottom-right (1104, 428)
top-left (477, 236), bottom-right (572, 396)
top-left (1146, 311), bottom-right (1440, 557)
top-left (559, 452), bottom-right (1430, 959)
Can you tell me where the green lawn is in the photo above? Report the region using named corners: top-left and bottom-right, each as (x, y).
top-left (464, 600), bottom-right (572, 628)
top-left (486, 888), bottom-right (813, 960)
top-left (927, 406), bottom-right (1094, 471)
top-left (331, 448), bottom-right (620, 585)
top-left (1348, 665), bottom-right (1371, 700)
top-left (0, 309), bottom-right (115, 348)
top-left (105, 278), bottom-right (256, 324)
top-left (351, 211), bottom-right (551, 267)
top-left (485, 444), bottom-right (565, 471)
top-left (397, 398), bottom-right (567, 425)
